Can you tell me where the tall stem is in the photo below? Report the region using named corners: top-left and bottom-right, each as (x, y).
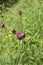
top-left (19, 15), bottom-right (23, 32)
top-left (18, 40), bottom-right (21, 53)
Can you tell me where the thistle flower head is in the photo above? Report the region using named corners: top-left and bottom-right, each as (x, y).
top-left (0, 23), bottom-right (5, 28)
top-left (18, 10), bottom-right (22, 15)
top-left (16, 32), bottom-right (25, 40)
top-left (11, 29), bottom-right (16, 34)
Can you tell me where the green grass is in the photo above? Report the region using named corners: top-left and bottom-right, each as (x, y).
top-left (0, 0), bottom-right (43, 65)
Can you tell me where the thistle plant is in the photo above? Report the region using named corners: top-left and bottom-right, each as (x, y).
top-left (17, 10), bottom-right (26, 53)
top-left (0, 23), bottom-right (5, 28)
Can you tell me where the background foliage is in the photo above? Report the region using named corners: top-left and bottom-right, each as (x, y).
top-left (0, 0), bottom-right (43, 65)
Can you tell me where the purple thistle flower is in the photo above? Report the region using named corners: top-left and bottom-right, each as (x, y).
top-left (16, 32), bottom-right (25, 40)
top-left (11, 29), bottom-right (16, 34)
top-left (0, 23), bottom-right (5, 28)
top-left (18, 10), bottom-right (22, 15)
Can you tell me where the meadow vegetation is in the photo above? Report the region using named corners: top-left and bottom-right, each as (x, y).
top-left (0, 0), bottom-right (43, 65)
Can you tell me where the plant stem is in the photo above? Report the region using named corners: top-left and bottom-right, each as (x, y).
top-left (19, 15), bottom-right (22, 32)
top-left (18, 40), bottom-right (21, 53)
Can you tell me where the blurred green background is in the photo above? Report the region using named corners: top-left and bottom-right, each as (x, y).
top-left (0, 0), bottom-right (43, 65)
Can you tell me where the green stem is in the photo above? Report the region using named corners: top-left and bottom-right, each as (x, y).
top-left (18, 40), bottom-right (21, 53)
top-left (19, 15), bottom-right (22, 31)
